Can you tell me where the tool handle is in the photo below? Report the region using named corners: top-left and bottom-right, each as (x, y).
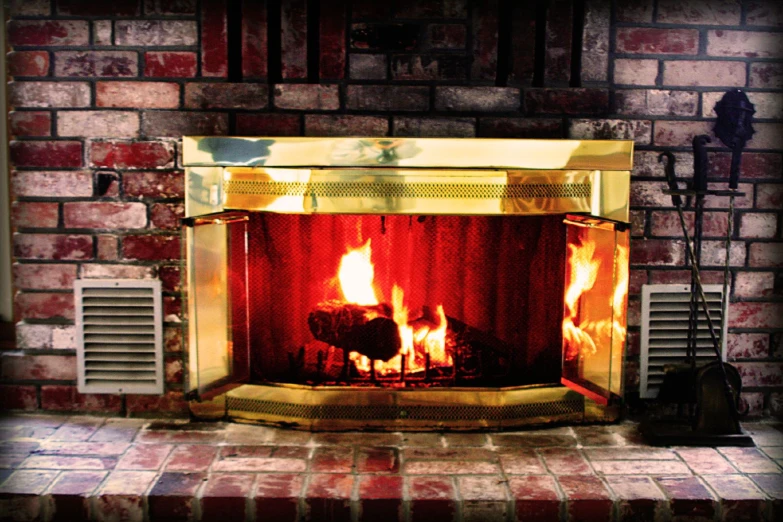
top-left (659, 152), bottom-right (681, 206)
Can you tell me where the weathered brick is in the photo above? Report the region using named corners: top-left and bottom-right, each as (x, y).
top-left (709, 152), bottom-right (782, 180)
top-left (122, 234), bottom-right (180, 260)
top-left (663, 60), bottom-right (746, 87)
top-left (615, 89), bottom-right (698, 116)
top-left (394, 117), bottom-right (475, 137)
top-left (93, 20), bottom-right (112, 46)
top-left (479, 118), bottom-right (562, 138)
top-left (720, 447), bottom-right (781, 473)
top-left (9, 81), bottom-right (90, 108)
top-left (115, 20), bottom-right (197, 46)
top-left (144, 51), bottom-right (198, 77)
top-left (749, 242), bottom-right (783, 267)
top-left (525, 88), bottom-right (608, 115)
top-left (568, 119), bottom-right (652, 144)
top-left (147, 472), bottom-right (204, 520)
top-left (201, 473), bottom-right (254, 520)
top-left (305, 114), bottom-right (388, 136)
top-left (41, 385), bottom-right (122, 413)
top-left (90, 140), bottom-right (175, 169)
top-left (750, 62), bottom-right (783, 88)
top-left (407, 475), bottom-right (456, 522)
top-left (273, 84), bottom-right (338, 110)
top-left (746, 1), bottom-right (783, 26)
top-left (11, 202), bottom-right (59, 229)
top-left (142, 111), bottom-right (229, 138)
top-left (558, 475), bottom-right (613, 522)
top-left (8, 51), bottom-right (50, 77)
top-left (350, 23), bottom-right (419, 51)
top-left (95, 470), bottom-right (156, 522)
top-left (0, 385), bottom-right (38, 410)
top-left (241, 0), bottom-right (267, 78)
top-left (11, 170), bottom-right (92, 198)
top-left (9, 111), bottom-right (51, 137)
top-left (581, 0), bottom-right (610, 82)
top-left (0, 354), bottom-right (77, 381)
top-left (507, 476), bottom-right (559, 522)
top-left (347, 85), bottom-right (429, 111)
top-left (653, 120), bottom-right (714, 147)
top-left (165, 444), bottom-right (217, 472)
top-left (16, 324), bottom-right (75, 350)
top-left (730, 302), bottom-right (783, 329)
top-left (703, 474), bottom-right (767, 521)
top-left (544, 0), bottom-right (573, 85)
top-left (184, 83), bottom-right (267, 110)
top-left (707, 30), bottom-right (783, 58)
top-left (727, 332), bottom-right (770, 358)
top-left (55, 51), bottom-right (138, 77)
top-left (427, 23), bottom-right (467, 49)
top-left (740, 213), bottom-right (778, 239)
top-left (320, 1), bottom-right (346, 80)
top-left (650, 210), bottom-right (728, 237)
top-left (80, 264), bottom-right (155, 280)
top-left (471, 0), bottom-right (499, 82)
top-left (10, 141), bottom-right (82, 168)
top-left (703, 91), bottom-right (783, 119)
top-left (8, 20), bottom-right (89, 46)
top-left (305, 474), bottom-right (353, 522)
top-left (616, 0), bottom-right (653, 22)
top-left (15, 292), bottom-right (74, 320)
top-left (435, 86), bottom-right (519, 112)
top-left (150, 202), bottom-right (184, 229)
top-left (9, 0), bottom-right (50, 16)
top-left (605, 476), bottom-right (667, 522)
top-left (630, 238), bottom-right (685, 266)
top-left (358, 475), bottom-right (403, 521)
top-left (235, 114), bottom-right (302, 136)
top-left (392, 54), bottom-right (468, 81)
top-left (13, 264), bottom-right (77, 291)
top-left (57, 111), bottom-right (140, 138)
top-left (698, 240), bottom-right (745, 267)
top-left (48, 470), bottom-right (107, 520)
top-left (746, 123), bottom-right (783, 150)
top-left (349, 54), bottom-right (387, 80)
top-left (254, 474), bottom-right (303, 522)
top-left (94, 234), bottom-right (118, 261)
top-left (55, 0), bottom-right (141, 16)
top-left (702, 182), bottom-right (753, 209)
top-left (657, 0), bottom-right (741, 25)
top-left (200, 0), bottom-right (227, 77)
top-left (613, 58), bottom-right (658, 86)
top-left (63, 202), bottom-right (147, 229)
top-left (123, 171), bottom-right (184, 199)
top-left (616, 28), bottom-right (699, 55)
top-left (96, 81), bottom-right (180, 109)
top-left (395, 0), bottom-right (466, 18)
top-left (144, 0), bottom-right (196, 15)
top-left (281, 0), bottom-right (308, 79)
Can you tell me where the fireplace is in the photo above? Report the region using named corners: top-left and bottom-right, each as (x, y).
top-left (183, 137), bottom-right (633, 430)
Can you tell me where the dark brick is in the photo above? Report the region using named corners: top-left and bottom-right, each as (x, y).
top-left (143, 0), bottom-right (197, 15)
top-left (41, 385), bottom-right (122, 413)
top-left (55, 51), bottom-right (138, 77)
top-left (359, 475), bottom-right (403, 522)
top-left (122, 234), bottom-right (180, 261)
top-left (545, 0), bottom-right (573, 84)
top-left (525, 88), bottom-right (609, 115)
top-left (235, 114), bottom-right (301, 136)
top-left (305, 115), bottom-right (389, 136)
top-left (201, 0), bottom-right (228, 77)
top-left (9, 112), bottom-right (51, 137)
top-left (90, 140), bottom-right (175, 169)
top-left (426, 24), bottom-right (466, 49)
top-left (56, 0), bottom-right (140, 16)
top-left (10, 141), bottom-right (82, 168)
top-left (479, 117), bottom-right (562, 138)
top-left (273, 84), bottom-right (339, 111)
top-left (144, 51), bottom-right (198, 78)
top-left (142, 111), bottom-right (229, 138)
top-left (616, 27), bottom-right (700, 54)
top-left (8, 20), bottom-right (88, 46)
top-left (351, 23), bottom-right (419, 51)
top-left (395, 0), bottom-right (467, 18)
top-left (241, 0), bottom-right (267, 78)
top-left (394, 117), bottom-right (475, 137)
top-left (148, 472), bottom-right (204, 520)
top-left (435, 86), bottom-right (520, 112)
top-left (281, 0), bottom-right (307, 79)
top-left (509, 3), bottom-right (537, 86)
top-left (346, 85), bottom-right (429, 111)
top-left (471, 0), bottom-right (498, 81)
top-left (630, 239), bottom-right (686, 266)
top-left (0, 385), bottom-right (38, 410)
top-left (8, 51), bottom-right (50, 77)
top-left (391, 55), bottom-right (468, 81)
top-left (349, 54), bottom-right (387, 80)
top-left (255, 474), bottom-right (304, 522)
top-left (184, 83), bottom-right (268, 109)
top-left (320, 0), bottom-right (347, 79)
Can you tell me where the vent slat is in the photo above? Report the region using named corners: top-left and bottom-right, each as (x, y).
top-left (77, 280), bottom-right (163, 395)
top-left (649, 292), bottom-right (722, 302)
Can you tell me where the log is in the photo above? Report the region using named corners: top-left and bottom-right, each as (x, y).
top-left (308, 301), bottom-right (401, 361)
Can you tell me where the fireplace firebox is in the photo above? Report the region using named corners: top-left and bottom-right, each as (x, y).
top-left (183, 137), bottom-right (633, 430)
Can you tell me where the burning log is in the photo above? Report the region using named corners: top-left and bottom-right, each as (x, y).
top-left (307, 300), bottom-right (401, 361)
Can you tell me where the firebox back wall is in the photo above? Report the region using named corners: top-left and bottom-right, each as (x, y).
top-left (3, 0), bottom-right (781, 415)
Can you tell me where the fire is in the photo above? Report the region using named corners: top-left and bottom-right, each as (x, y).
top-left (562, 238), bottom-right (629, 361)
top-left (339, 240), bottom-right (453, 377)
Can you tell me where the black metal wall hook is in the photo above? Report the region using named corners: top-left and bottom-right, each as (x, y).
top-left (714, 90), bottom-right (755, 189)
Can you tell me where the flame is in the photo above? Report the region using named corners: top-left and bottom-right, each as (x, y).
top-left (339, 241), bottom-right (452, 377)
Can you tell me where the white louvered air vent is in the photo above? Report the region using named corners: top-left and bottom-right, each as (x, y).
top-left (75, 280), bottom-right (163, 395)
top-left (640, 284), bottom-right (728, 399)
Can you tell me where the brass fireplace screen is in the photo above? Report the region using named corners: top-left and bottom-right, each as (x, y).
top-left (183, 137), bottom-right (632, 429)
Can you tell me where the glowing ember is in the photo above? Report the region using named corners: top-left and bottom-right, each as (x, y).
top-left (339, 241), bottom-right (453, 376)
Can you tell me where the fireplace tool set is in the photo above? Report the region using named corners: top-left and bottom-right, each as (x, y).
top-left (642, 90), bottom-right (756, 446)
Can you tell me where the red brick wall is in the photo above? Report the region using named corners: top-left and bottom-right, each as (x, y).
top-left (3, 0), bottom-right (781, 416)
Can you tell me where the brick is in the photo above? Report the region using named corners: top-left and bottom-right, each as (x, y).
top-left (396, 0), bottom-right (467, 18)
top-left (90, 140), bottom-right (175, 169)
top-left (95, 235), bottom-right (118, 260)
top-left (593, 459), bottom-right (691, 474)
top-left (114, 20), bottom-right (196, 46)
top-left (144, 51), bottom-right (197, 77)
top-left (305, 114), bottom-right (389, 136)
top-left (200, 0), bottom-right (228, 77)
top-left (568, 119), bottom-right (652, 144)
top-left (392, 55), bottom-right (469, 81)
top-left (0, 354), bottom-right (77, 381)
top-left (144, 0), bottom-right (196, 14)
top-left (40, 386), bottom-right (122, 413)
top-left (702, 182), bottom-right (753, 209)
top-left (235, 114), bottom-right (302, 136)
top-left (55, 0), bottom-right (141, 16)
top-left (0, 385), bottom-right (38, 410)
top-left (15, 324), bottom-right (75, 350)
top-left (704, 91), bottom-right (783, 119)
top-left (650, 211), bottom-right (728, 237)
top-left (320, 1), bottom-right (346, 79)
top-left (471, 0), bottom-right (499, 81)
top-left (95, 470), bottom-right (156, 522)
top-left (740, 213), bottom-right (778, 239)
top-left (616, 0), bottom-right (653, 22)
top-left (55, 51), bottom-right (138, 77)
top-left (359, 475), bottom-right (403, 522)
top-left (117, 444), bottom-right (173, 470)
top-left (698, 240), bottom-right (745, 267)
top-left (311, 446), bottom-right (353, 473)
top-left (544, 0), bottom-right (573, 85)
top-left (657, 0), bottom-right (741, 25)
top-left (663, 60), bottom-right (746, 87)
top-left (93, 20), bottom-right (112, 45)
top-left (63, 202), bottom-right (147, 229)
top-left (427, 24), bottom-right (467, 49)
top-left (8, 20), bottom-right (89, 46)
top-left (540, 447), bottom-right (592, 474)
top-left (746, 1), bottom-right (783, 26)
top-left (8, 51), bottom-right (50, 77)
top-left (492, 432), bottom-right (576, 447)
top-left (212, 454), bottom-right (306, 472)
top-left (271, 84), bottom-right (338, 111)
top-left (122, 234), bottom-right (180, 260)
top-left (281, 0), bottom-right (308, 78)
top-left (407, 476), bottom-right (456, 522)
top-left (405, 460), bottom-right (500, 474)
top-left (13, 264), bottom-right (76, 291)
top-left (122, 171), bottom-right (183, 200)
top-left (703, 474), bottom-right (766, 521)
top-left (616, 89), bottom-right (698, 117)
top-left (347, 85), bottom-right (429, 111)
top-left (507, 476), bottom-right (559, 522)
top-left (630, 238), bottom-right (685, 266)
top-left (184, 83), bottom-right (267, 110)
top-left (142, 111), bottom-right (229, 138)
top-left (728, 332), bottom-right (770, 358)
top-left (750, 62), bottom-right (783, 88)
top-left (9, 0), bottom-right (50, 16)
top-left (165, 355), bottom-right (181, 383)
top-left (49, 470), bottom-right (107, 521)
top-left (80, 264), bottom-right (155, 281)
top-left (255, 474), bottom-right (304, 522)
top-left (496, 449), bottom-right (543, 476)
top-left (613, 58), bottom-right (658, 86)
top-left (479, 118), bottom-right (562, 138)
top-left (506, 3), bottom-right (536, 86)
top-left (730, 302), bottom-right (783, 329)
top-left (0, 470), bottom-right (58, 494)
top-left (150, 202), bottom-right (184, 229)
top-left (14, 234), bottom-right (92, 261)
top-left (653, 120), bottom-right (714, 147)
top-left (305, 473), bottom-right (353, 520)
top-left (750, 243), bottom-right (783, 267)
top-left (147, 472), bottom-right (203, 520)
top-left (357, 447), bottom-right (399, 473)
top-left (435, 86), bottom-right (519, 112)
top-left (393, 117), bottom-right (475, 137)
top-left (525, 88), bottom-right (608, 115)
top-left (96, 81), bottom-right (179, 109)
top-left (616, 28), bottom-right (699, 55)
top-left (57, 111), bottom-right (139, 138)
top-left (605, 476), bottom-right (667, 522)
top-left (166, 444), bottom-right (217, 471)
top-left (719, 447), bottom-right (780, 473)
top-left (708, 30), bottom-right (783, 58)
top-left (126, 391), bottom-right (188, 414)
top-left (746, 123), bottom-right (783, 150)
top-left (201, 473), bottom-right (254, 521)
top-left (10, 140), bottom-right (82, 168)
top-left (240, 0), bottom-right (267, 78)
top-left (581, 0), bottom-right (610, 82)
top-left (735, 362), bottom-right (783, 388)
top-left (15, 292), bottom-right (74, 320)
top-left (709, 152), bottom-right (782, 180)
top-left (458, 475), bottom-right (508, 521)
top-left (349, 54), bottom-right (387, 80)
top-left (9, 82), bottom-right (90, 108)
top-left (558, 475), bottom-right (613, 522)
top-left (11, 202), bottom-right (58, 229)
top-left (9, 111), bottom-right (51, 137)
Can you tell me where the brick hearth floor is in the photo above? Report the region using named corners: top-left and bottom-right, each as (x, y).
top-left (0, 415), bottom-right (781, 521)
